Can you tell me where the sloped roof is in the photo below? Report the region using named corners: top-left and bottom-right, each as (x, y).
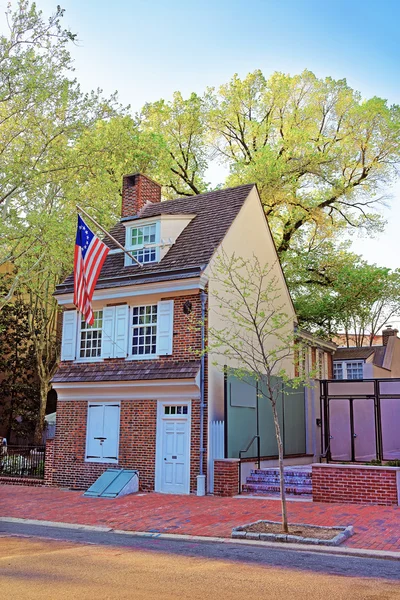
top-left (55, 184), bottom-right (255, 295)
top-left (334, 346), bottom-right (386, 367)
top-left (52, 360), bottom-right (200, 383)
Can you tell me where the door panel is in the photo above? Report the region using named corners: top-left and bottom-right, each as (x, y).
top-left (329, 399), bottom-right (351, 461)
top-left (86, 404), bottom-right (104, 459)
top-left (353, 399), bottom-right (376, 461)
top-left (102, 404), bottom-right (120, 460)
top-left (160, 415), bottom-right (189, 494)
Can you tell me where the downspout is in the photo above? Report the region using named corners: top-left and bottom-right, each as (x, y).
top-left (197, 289), bottom-right (207, 496)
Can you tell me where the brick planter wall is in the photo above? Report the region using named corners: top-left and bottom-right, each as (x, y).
top-left (214, 459), bottom-right (239, 497)
top-left (312, 464), bottom-right (400, 506)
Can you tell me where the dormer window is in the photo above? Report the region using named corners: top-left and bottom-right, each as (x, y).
top-left (125, 222), bottom-right (160, 265)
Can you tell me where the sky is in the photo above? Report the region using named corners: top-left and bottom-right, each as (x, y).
top-left (2, 0), bottom-right (400, 270)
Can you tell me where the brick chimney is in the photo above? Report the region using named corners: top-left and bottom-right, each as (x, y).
top-left (121, 173), bottom-right (161, 218)
top-left (382, 325), bottom-right (399, 346)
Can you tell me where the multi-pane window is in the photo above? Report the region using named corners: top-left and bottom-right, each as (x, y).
top-left (129, 223), bottom-right (157, 264)
top-left (80, 311), bottom-right (103, 358)
top-left (333, 360), bottom-right (363, 380)
top-left (333, 362), bottom-right (344, 380)
top-left (346, 361), bottom-right (364, 380)
top-left (164, 405), bottom-right (188, 415)
top-left (131, 305), bottom-right (157, 356)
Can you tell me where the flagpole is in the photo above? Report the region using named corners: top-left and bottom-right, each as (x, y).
top-left (76, 204), bottom-right (142, 267)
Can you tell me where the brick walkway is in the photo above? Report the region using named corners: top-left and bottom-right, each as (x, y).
top-left (0, 485), bottom-right (399, 552)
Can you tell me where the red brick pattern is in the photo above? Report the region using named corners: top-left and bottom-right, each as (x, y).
top-left (2, 485), bottom-right (400, 552)
top-left (52, 290), bottom-right (208, 494)
top-left (121, 174), bottom-right (161, 218)
top-left (313, 465), bottom-right (399, 506)
top-left (214, 459), bottom-right (239, 497)
top-left (44, 438), bottom-right (55, 487)
top-left (51, 396), bottom-right (205, 494)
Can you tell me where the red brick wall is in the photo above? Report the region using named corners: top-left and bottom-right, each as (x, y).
top-left (121, 173), bottom-right (161, 217)
top-left (52, 396), bottom-right (205, 493)
top-left (313, 465), bottom-right (400, 506)
top-left (214, 459), bottom-right (239, 497)
top-left (44, 438), bottom-right (55, 486)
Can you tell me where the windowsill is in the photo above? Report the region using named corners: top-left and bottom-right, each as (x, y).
top-left (126, 354), bottom-right (159, 361)
top-left (85, 458), bottom-right (118, 464)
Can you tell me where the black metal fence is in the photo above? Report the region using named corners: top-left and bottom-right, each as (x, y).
top-left (0, 445), bottom-right (45, 479)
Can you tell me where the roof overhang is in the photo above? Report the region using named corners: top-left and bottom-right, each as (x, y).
top-left (53, 377), bottom-right (200, 401)
top-left (297, 329), bottom-right (337, 352)
top-left (55, 272), bottom-right (209, 307)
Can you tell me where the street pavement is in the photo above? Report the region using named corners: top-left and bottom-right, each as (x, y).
top-left (1, 484), bottom-right (400, 552)
top-left (1, 526), bottom-right (400, 599)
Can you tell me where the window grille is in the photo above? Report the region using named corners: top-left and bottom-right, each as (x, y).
top-left (131, 305), bottom-right (157, 356)
top-left (80, 311), bottom-right (103, 358)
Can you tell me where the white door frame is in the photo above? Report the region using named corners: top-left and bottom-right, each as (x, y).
top-left (155, 399), bottom-right (191, 494)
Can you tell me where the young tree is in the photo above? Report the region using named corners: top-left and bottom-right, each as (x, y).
top-left (208, 253), bottom-right (308, 533)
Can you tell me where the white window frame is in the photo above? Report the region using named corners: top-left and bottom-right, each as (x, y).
top-left (125, 221), bottom-right (160, 266)
top-left (333, 360), bottom-right (364, 380)
top-left (85, 401), bottom-right (121, 464)
top-left (129, 303), bottom-right (159, 359)
top-left (79, 310), bottom-right (104, 360)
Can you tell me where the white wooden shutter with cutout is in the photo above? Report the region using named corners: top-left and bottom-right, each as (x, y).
top-left (114, 305), bottom-right (129, 358)
top-left (156, 300), bottom-right (174, 355)
top-left (101, 307), bottom-right (116, 359)
top-left (61, 310), bottom-right (77, 361)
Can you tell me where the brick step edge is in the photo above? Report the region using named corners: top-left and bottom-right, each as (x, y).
top-left (252, 470), bottom-right (312, 478)
top-left (0, 476), bottom-right (44, 487)
top-left (247, 476), bottom-right (312, 484)
top-left (243, 484), bottom-right (313, 495)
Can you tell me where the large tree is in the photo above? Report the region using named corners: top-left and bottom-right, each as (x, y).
top-left (205, 70), bottom-right (400, 254)
top-left (289, 239), bottom-right (400, 344)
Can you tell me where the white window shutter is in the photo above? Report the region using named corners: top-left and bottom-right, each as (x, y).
top-left (114, 305), bottom-right (129, 358)
top-left (102, 404), bottom-right (120, 460)
top-left (61, 310), bottom-right (77, 361)
top-left (101, 307), bottom-right (115, 359)
top-left (156, 300), bottom-right (174, 355)
top-left (86, 404), bottom-right (104, 459)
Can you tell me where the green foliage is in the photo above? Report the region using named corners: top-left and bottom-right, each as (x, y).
top-left (0, 275), bottom-right (40, 440)
top-left (206, 70), bottom-right (400, 254)
top-left (288, 239), bottom-right (400, 342)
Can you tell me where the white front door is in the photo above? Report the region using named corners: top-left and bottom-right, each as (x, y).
top-left (156, 402), bottom-right (191, 494)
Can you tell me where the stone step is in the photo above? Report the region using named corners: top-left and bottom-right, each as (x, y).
top-left (242, 483), bottom-right (313, 495)
top-left (252, 468), bottom-right (312, 479)
top-left (246, 475), bottom-right (312, 486)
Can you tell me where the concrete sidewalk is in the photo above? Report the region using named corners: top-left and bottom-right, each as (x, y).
top-left (0, 484), bottom-right (399, 553)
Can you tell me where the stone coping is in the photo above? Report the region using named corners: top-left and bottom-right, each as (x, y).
top-left (312, 463), bottom-right (400, 471)
top-left (232, 520), bottom-right (354, 546)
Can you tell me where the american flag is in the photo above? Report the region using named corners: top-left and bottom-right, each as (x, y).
top-left (74, 215), bottom-right (110, 325)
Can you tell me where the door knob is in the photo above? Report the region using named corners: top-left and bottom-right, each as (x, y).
top-left (353, 433), bottom-right (358, 438)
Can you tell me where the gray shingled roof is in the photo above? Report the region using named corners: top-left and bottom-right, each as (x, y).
top-left (334, 346), bottom-right (387, 367)
top-left (55, 184), bottom-right (255, 295)
top-left (52, 360), bottom-right (200, 383)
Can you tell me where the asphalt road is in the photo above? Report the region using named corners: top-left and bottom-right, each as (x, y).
top-left (1, 522), bottom-right (400, 599)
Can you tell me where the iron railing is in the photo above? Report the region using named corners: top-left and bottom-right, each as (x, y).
top-left (238, 434), bottom-right (260, 492)
top-left (0, 445), bottom-right (45, 479)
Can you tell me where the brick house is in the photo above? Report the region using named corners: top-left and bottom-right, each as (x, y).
top-left (51, 173), bottom-right (329, 495)
top-left (333, 326), bottom-right (400, 380)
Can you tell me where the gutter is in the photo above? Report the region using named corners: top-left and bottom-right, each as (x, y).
top-left (197, 289), bottom-right (207, 496)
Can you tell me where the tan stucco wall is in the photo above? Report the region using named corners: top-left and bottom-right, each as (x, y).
top-left (205, 186), bottom-right (296, 423)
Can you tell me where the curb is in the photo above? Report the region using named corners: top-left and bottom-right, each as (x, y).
top-left (0, 516), bottom-right (399, 561)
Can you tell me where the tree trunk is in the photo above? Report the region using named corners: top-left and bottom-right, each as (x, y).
top-left (33, 376), bottom-right (48, 445)
top-left (271, 400), bottom-right (288, 533)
